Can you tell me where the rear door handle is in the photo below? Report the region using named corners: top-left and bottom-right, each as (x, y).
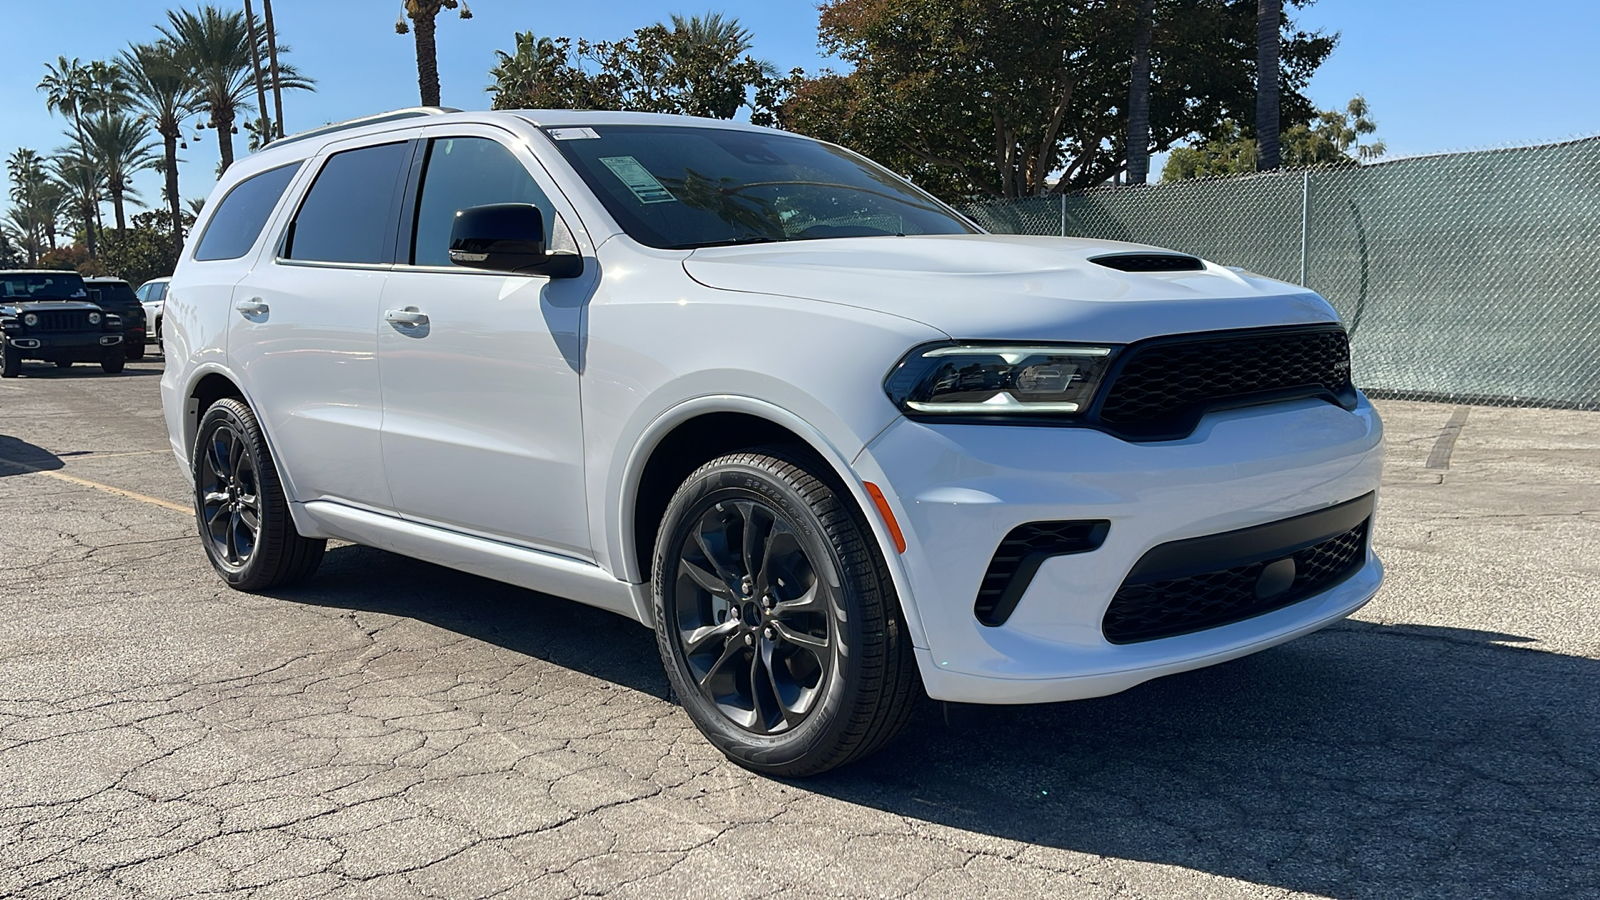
top-left (235, 298), bottom-right (269, 316)
top-left (384, 307), bottom-right (429, 327)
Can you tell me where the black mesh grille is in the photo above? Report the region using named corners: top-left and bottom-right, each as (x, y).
top-left (976, 520), bottom-right (1108, 626)
top-left (1102, 519), bottom-right (1368, 644)
top-left (1098, 328), bottom-right (1353, 438)
top-left (1091, 253), bottom-right (1204, 272)
top-left (33, 310), bottom-right (95, 332)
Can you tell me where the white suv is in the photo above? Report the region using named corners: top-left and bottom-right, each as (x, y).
top-left (162, 108), bottom-right (1384, 775)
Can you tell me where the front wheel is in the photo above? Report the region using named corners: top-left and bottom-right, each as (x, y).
top-left (100, 347), bottom-right (124, 374)
top-left (56, 360), bottom-right (73, 369)
top-left (126, 340), bottom-right (144, 361)
top-left (652, 449), bottom-right (918, 776)
top-left (0, 342), bottom-right (19, 378)
top-left (193, 398), bottom-right (325, 591)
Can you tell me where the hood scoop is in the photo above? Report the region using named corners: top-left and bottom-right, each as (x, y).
top-left (1090, 253), bottom-right (1204, 272)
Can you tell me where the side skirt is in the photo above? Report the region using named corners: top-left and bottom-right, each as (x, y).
top-left (297, 500), bottom-right (648, 624)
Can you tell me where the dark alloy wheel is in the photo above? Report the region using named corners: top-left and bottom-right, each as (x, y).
top-left (653, 449), bottom-right (919, 776)
top-left (672, 497), bottom-right (835, 735)
top-left (193, 398), bottom-right (325, 590)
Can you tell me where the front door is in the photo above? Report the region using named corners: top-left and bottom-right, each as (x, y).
top-left (377, 129), bottom-right (593, 558)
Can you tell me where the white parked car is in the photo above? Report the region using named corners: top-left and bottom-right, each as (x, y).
top-left (162, 108), bottom-right (1383, 775)
top-left (134, 277), bottom-right (170, 351)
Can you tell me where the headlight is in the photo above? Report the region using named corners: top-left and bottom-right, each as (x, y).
top-left (885, 342), bottom-right (1118, 417)
top-left (23, 313), bottom-right (38, 327)
top-left (88, 311), bottom-right (102, 325)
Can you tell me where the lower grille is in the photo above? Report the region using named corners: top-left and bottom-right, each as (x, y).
top-left (976, 520), bottom-right (1108, 626)
top-left (1102, 499), bottom-right (1372, 644)
top-left (34, 310), bottom-right (94, 332)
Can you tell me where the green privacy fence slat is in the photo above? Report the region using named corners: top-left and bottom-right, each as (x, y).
top-left (961, 137), bottom-right (1600, 408)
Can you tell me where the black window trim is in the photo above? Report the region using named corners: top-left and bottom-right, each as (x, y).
top-left (273, 138), bottom-right (418, 271)
top-left (390, 127), bottom-right (585, 277)
top-left (189, 159), bottom-right (307, 263)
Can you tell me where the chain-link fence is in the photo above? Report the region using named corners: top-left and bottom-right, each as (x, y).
top-left (962, 136), bottom-right (1600, 409)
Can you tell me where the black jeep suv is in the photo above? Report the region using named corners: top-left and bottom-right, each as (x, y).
top-left (84, 277), bottom-right (148, 360)
top-left (1, 270), bottom-right (127, 377)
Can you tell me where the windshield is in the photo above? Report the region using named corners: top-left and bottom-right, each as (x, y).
top-left (544, 125), bottom-right (978, 250)
top-left (1, 272), bottom-right (89, 302)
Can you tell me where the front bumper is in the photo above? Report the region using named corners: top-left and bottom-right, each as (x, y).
top-left (6, 332), bottom-right (122, 360)
top-left (853, 395), bottom-right (1385, 705)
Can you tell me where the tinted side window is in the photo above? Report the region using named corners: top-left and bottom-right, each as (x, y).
top-left (149, 282), bottom-right (168, 302)
top-left (193, 162), bottom-right (301, 261)
top-left (411, 137), bottom-right (553, 267)
top-left (285, 142), bottom-right (410, 264)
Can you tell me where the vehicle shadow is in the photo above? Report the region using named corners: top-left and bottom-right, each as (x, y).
top-left (0, 435), bottom-right (64, 476)
top-left (12, 363), bottom-right (163, 378)
top-left (282, 544), bottom-right (1599, 898)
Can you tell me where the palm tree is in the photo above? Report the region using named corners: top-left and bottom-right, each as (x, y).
top-left (669, 12), bottom-right (755, 55)
top-left (38, 57), bottom-right (92, 150)
top-left (1125, 0), bottom-right (1156, 184)
top-left (161, 5), bottom-right (313, 171)
top-left (395, 0), bottom-right (472, 108)
top-left (5, 149), bottom-right (51, 264)
top-left (81, 114), bottom-right (159, 233)
top-left (243, 0), bottom-right (273, 140)
top-left (81, 60), bottom-right (133, 120)
top-left (51, 153), bottom-right (104, 259)
top-left (262, 0), bottom-right (285, 136)
top-left (1256, 0), bottom-right (1282, 170)
top-left (119, 42), bottom-right (199, 245)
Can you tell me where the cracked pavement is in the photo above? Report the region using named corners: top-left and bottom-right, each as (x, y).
top-left (1, 360), bottom-right (1597, 899)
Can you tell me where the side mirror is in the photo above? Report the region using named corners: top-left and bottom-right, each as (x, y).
top-left (448, 203), bottom-right (583, 278)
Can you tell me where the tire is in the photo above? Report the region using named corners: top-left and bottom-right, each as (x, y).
top-left (193, 398), bottom-right (326, 591)
top-left (0, 342), bottom-right (19, 378)
top-left (100, 347), bottom-right (124, 374)
top-left (127, 341), bottom-right (144, 361)
top-left (652, 448), bottom-right (918, 776)
top-left (56, 360), bottom-right (73, 369)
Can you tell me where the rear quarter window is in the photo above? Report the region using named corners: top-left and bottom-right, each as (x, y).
top-left (193, 163), bottom-right (303, 262)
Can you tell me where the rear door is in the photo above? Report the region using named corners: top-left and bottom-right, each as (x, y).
top-left (376, 124), bottom-right (594, 558)
top-left (227, 133), bottom-right (416, 511)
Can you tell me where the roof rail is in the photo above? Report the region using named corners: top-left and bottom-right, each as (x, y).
top-left (265, 107), bottom-right (462, 150)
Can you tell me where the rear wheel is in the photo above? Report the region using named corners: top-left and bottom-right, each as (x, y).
top-left (100, 347), bottom-right (124, 374)
top-left (193, 398), bottom-right (325, 591)
top-left (55, 360), bottom-right (73, 369)
top-left (652, 449), bottom-right (918, 776)
top-left (0, 342), bottom-right (19, 378)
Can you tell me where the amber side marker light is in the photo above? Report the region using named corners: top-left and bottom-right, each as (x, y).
top-left (862, 481), bottom-right (907, 554)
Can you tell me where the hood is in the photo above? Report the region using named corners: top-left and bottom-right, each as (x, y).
top-left (682, 234), bottom-right (1339, 343)
top-left (1, 299), bottom-right (103, 314)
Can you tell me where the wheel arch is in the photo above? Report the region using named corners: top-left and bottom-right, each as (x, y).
top-left (179, 366), bottom-right (310, 529)
top-left (617, 396), bottom-right (927, 646)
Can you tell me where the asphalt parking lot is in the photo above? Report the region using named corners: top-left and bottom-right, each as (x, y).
top-left (1, 358), bottom-right (1596, 899)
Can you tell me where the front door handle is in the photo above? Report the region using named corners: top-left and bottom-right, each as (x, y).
top-left (235, 298), bottom-right (269, 316)
top-left (384, 307), bottom-right (429, 327)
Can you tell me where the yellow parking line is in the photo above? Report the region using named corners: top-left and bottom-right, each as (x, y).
top-left (0, 457), bottom-right (190, 514)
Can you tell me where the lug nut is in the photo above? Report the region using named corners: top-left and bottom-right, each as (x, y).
top-left (744, 634), bottom-right (754, 646)
top-left (763, 627), bottom-right (774, 640)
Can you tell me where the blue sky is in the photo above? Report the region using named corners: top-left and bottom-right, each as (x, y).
top-left (3, 1), bottom-right (1599, 213)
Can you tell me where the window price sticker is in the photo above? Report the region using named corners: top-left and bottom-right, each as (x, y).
top-left (599, 156), bottom-right (677, 204)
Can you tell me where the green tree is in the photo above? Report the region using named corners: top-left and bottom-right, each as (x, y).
top-left (50, 152), bottom-right (105, 259)
top-left (81, 113), bottom-right (159, 233)
top-left (487, 17), bottom-right (775, 120)
top-left (119, 42), bottom-right (199, 246)
top-left (38, 57), bottom-right (93, 152)
top-left (1162, 96), bottom-right (1385, 180)
top-left (779, 0), bottom-right (1334, 200)
top-left (6, 149), bottom-right (53, 265)
top-left (160, 5), bottom-right (313, 171)
top-left (95, 209), bottom-right (196, 285)
top-left (395, 0), bottom-right (472, 108)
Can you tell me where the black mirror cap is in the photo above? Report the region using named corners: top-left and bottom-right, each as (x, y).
top-left (448, 203), bottom-right (583, 278)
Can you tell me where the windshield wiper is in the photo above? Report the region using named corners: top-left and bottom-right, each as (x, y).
top-left (668, 235), bottom-right (785, 250)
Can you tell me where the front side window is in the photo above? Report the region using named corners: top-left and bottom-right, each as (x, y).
top-left (283, 142), bottom-right (411, 264)
top-left (410, 137), bottom-right (554, 267)
top-left (193, 162), bottom-right (301, 262)
top-left (545, 125), bottom-right (977, 250)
